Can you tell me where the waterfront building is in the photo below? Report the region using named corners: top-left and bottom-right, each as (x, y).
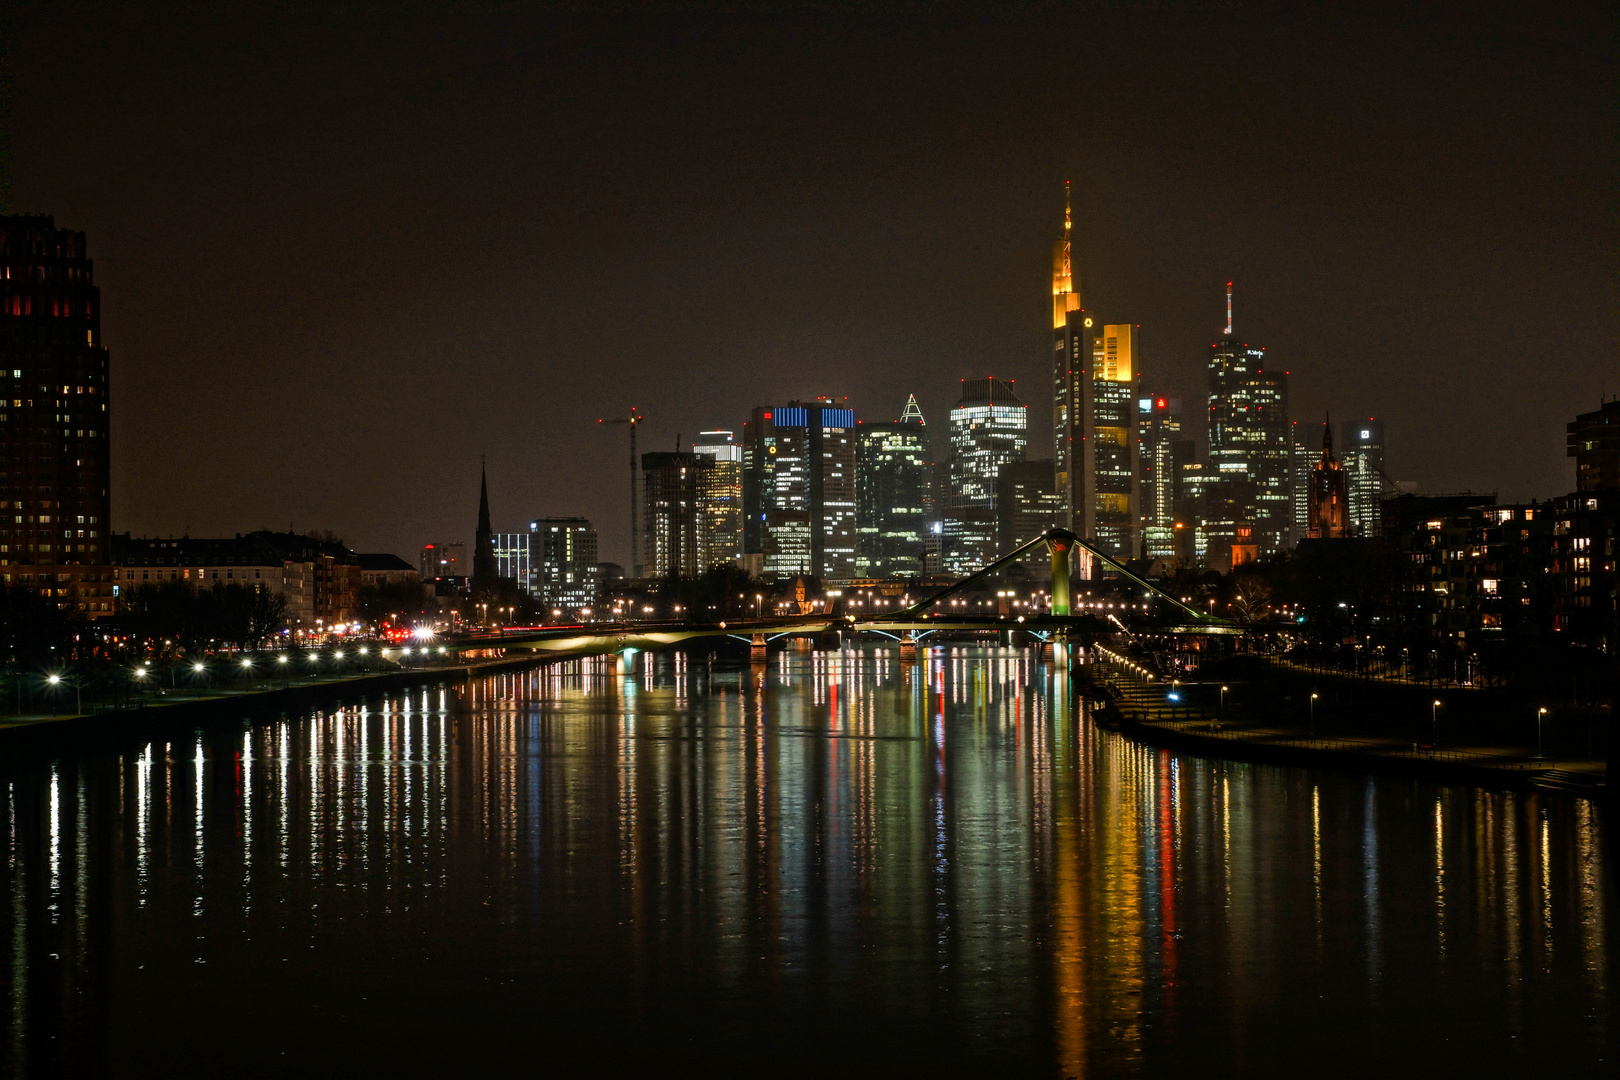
top-left (357, 553), bottom-right (419, 588)
top-left (419, 542), bottom-right (467, 581)
top-left (1206, 287), bottom-right (1292, 557)
top-left (996, 459), bottom-right (1064, 556)
top-left (0, 215), bottom-right (115, 616)
top-left (642, 451), bottom-right (707, 577)
top-left (1138, 393), bottom-right (1180, 559)
top-left (855, 395), bottom-right (932, 578)
top-left (945, 377), bottom-right (1026, 574)
top-left (1306, 419), bottom-right (1350, 539)
top-left (531, 517), bottom-right (598, 612)
top-left (692, 431), bottom-right (743, 569)
top-left (1339, 418), bottom-right (1386, 537)
top-left (742, 401), bottom-right (857, 579)
top-left (112, 531), bottom-right (362, 630)
top-left (1550, 490), bottom-right (1618, 651)
top-left (1567, 399), bottom-right (1619, 492)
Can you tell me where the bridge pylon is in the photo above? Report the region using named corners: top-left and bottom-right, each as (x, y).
top-left (750, 633), bottom-right (767, 663)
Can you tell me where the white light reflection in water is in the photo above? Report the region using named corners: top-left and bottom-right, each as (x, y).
top-left (0, 646), bottom-right (1612, 1077)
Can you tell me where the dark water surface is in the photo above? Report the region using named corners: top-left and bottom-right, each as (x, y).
top-left (2, 646), bottom-right (1614, 1076)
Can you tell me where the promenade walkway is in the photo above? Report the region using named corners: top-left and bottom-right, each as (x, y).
top-left (1090, 663), bottom-right (1607, 794)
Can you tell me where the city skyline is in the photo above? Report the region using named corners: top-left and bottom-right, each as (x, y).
top-left (5, 3), bottom-right (1609, 566)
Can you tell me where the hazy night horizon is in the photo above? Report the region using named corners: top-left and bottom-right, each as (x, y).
top-left (7, 0), bottom-right (1609, 562)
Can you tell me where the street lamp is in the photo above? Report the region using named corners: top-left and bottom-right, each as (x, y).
top-left (1431, 699), bottom-right (1441, 748)
top-left (1220, 685), bottom-right (1229, 721)
top-left (1535, 707), bottom-right (1548, 759)
top-left (1309, 692), bottom-right (1319, 738)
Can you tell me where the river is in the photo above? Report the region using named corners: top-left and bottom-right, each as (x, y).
top-left (1, 645), bottom-right (1613, 1076)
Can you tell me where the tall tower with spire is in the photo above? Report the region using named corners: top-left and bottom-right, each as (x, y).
top-left (1052, 181), bottom-right (1089, 540)
top-left (473, 459), bottom-right (498, 587)
top-left (1050, 183), bottom-right (1139, 562)
top-left (1306, 415), bottom-right (1349, 539)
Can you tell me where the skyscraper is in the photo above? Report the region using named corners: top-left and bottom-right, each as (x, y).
top-left (1137, 392), bottom-right (1181, 559)
top-left (1289, 420), bottom-right (1317, 544)
top-left (0, 215), bottom-right (114, 616)
top-left (855, 395), bottom-right (932, 578)
top-left (692, 430), bottom-right (743, 569)
top-left (1047, 188), bottom-right (1139, 563)
top-left (531, 517), bottom-right (598, 612)
top-left (641, 451), bottom-right (707, 577)
top-left (1307, 421), bottom-right (1350, 539)
top-left (1051, 182), bottom-right (1089, 535)
top-left (1206, 286), bottom-right (1292, 560)
top-left (742, 401), bottom-right (857, 578)
top-left (996, 459), bottom-right (1064, 556)
top-left (945, 377), bottom-right (1026, 573)
top-left (1338, 418), bottom-right (1386, 537)
top-left (1083, 324), bottom-right (1141, 559)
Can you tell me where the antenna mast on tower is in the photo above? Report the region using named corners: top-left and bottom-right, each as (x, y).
top-left (1225, 282), bottom-right (1233, 336)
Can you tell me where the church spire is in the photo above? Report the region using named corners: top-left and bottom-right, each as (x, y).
top-left (473, 457), bottom-right (497, 587)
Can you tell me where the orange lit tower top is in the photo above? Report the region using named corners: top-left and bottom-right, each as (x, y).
top-left (1052, 180), bottom-right (1083, 329)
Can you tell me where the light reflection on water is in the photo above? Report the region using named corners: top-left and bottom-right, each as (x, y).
top-left (0, 645), bottom-right (1614, 1076)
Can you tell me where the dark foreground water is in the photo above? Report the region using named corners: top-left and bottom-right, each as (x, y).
top-left (1, 646), bottom-right (1614, 1077)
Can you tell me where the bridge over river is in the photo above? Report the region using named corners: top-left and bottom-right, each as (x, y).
top-left (453, 529), bottom-right (1241, 667)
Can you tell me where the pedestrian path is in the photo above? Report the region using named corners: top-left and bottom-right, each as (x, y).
top-left (1091, 666), bottom-right (1608, 792)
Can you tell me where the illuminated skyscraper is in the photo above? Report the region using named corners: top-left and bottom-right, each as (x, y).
top-left (1047, 188), bottom-right (1139, 563)
top-left (996, 459), bottom-right (1064, 555)
top-left (1051, 183), bottom-right (1089, 534)
top-left (641, 451), bottom-right (706, 577)
top-left (531, 517), bottom-right (598, 611)
top-left (1338, 418), bottom-right (1385, 537)
top-left (0, 216), bottom-right (114, 615)
top-left (693, 430), bottom-right (743, 568)
top-left (742, 401), bottom-right (857, 578)
top-left (856, 396), bottom-right (932, 577)
top-left (1206, 286), bottom-right (1292, 560)
top-left (945, 377), bottom-right (1026, 573)
top-left (1137, 393), bottom-right (1181, 559)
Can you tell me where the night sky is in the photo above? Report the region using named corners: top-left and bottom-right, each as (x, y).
top-left (8, 1), bottom-right (1611, 565)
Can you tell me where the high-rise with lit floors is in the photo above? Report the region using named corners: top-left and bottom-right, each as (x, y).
top-left (692, 431), bottom-right (743, 569)
top-left (531, 517), bottom-right (598, 612)
top-left (1138, 392), bottom-right (1181, 559)
top-left (1048, 186), bottom-right (1139, 563)
top-left (641, 451), bottom-right (706, 577)
top-left (945, 377), bottom-right (1026, 573)
top-left (855, 395), bottom-right (932, 577)
top-left (1206, 286), bottom-right (1292, 561)
top-left (1051, 182), bottom-right (1089, 536)
top-left (1083, 324), bottom-right (1141, 559)
top-left (1338, 419), bottom-right (1385, 537)
top-left (742, 402), bottom-right (857, 579)
top-left (0, 216), bottom-right (114, 615)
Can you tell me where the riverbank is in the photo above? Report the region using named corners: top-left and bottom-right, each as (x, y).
top-left (1081, 658), bottom-right (1609, 795)
top-left (0, 652), bottom-right (550, 746)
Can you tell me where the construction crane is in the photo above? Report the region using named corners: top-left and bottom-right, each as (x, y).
top-left (598, 409), bottom-right (644, 578)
